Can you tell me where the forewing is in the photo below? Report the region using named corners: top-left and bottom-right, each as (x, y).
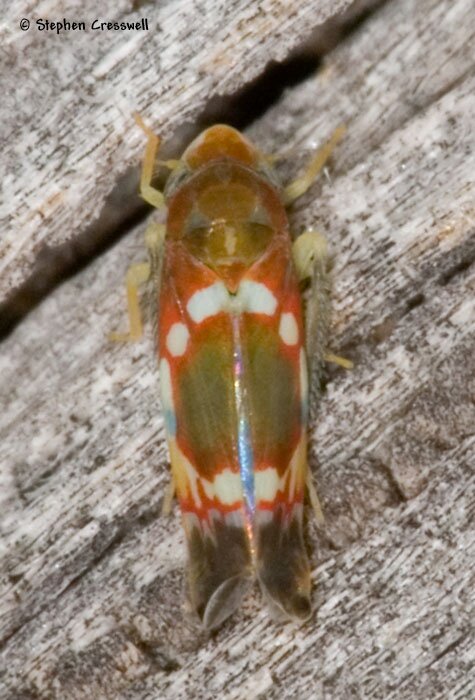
top-left (240, 242), bottom-right (312, 620)
top-left (158, 242), bottom-right (252, 629)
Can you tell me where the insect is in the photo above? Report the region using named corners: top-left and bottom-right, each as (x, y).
top-left (112, 116), bottom-right (346, 629)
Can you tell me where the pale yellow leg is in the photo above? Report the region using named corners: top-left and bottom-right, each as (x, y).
top-left (144, 222), bottom-right (166, 273)
top-left (133, 112), bottom-right (166, 209)
top-left (292, 230), bottom-right (353, 369)
top-left (293, 229), bottom-right (330, 375)
top-left (306, 469), bottom-right (325, 525)
top-left (284, 124), bottom-right (346, 205)
top-left (109, 262), bottom-right (151, 342)
top-left (109, 222), bottom-right (166, 342)
top-left (292, 229), bottom-right (328, 282)
top-left (161, 474), bottom-right (176, 517)
top-left (324, 352), bottom-right (353, 369)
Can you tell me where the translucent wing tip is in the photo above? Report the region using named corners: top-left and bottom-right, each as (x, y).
top-left (200, 574), bottom-right (253, 630)
top-left (185, 513), bottom-right (253, 630)
top-left (256, 507), bottom-right (312, 623)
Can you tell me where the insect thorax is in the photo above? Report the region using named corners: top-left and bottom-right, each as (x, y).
top-left (166, 161), bottom-right (288, 290)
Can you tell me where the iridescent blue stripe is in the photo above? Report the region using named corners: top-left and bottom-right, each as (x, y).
top-left (232, 316), bottom-right (255, 518)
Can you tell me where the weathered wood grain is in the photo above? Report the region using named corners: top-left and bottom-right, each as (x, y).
top-left (0, 0), bottom-right (353, 302)
top-left (1, 0), bottom-right (474, 697)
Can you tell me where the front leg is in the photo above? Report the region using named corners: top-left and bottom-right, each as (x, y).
top-left (134, 112), bottom-right (166, 210)
top-left (284, 125), bottom-right (346, 205)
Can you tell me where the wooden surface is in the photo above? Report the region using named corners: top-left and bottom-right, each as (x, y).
top-left (0, 0), bottom-right (352, 302)
top-left (1, 0), bottom-right (474, 698)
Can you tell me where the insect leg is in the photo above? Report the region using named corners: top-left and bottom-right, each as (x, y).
top-left (134, 112), bottom-right (166, 209)
top-left (109, 222), bottom-right (165, 342)
top-left (292, 229), bottom-right (328, 283)
top-left (292, 229), bottom-right (331, 371)
top-left (292, 230), bottom-right (329, 523)
top-left (324, 352), bottom-right (353, 369)
top-left (306, 467), bottom-right (325, 525)
top-left (145, 221), bottom-right (166, 280)
top-left (160, 473), bottom-right (176, 516)
top-left (109, 262), bottom-right (151, 342)
top-left (284, 125), bottom-right (346, 205)
top-left (292, 230), bottom-right (353, 370)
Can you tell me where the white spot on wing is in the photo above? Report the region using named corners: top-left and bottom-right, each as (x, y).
top-left (279, 312), bottom-right (299, 345)
top-left (255, 467), bottom-right (281, 502)
top-left (214, 469), bottom-right (243, 505)
top-left (166, 322), bottom-right (190, 357)
top-left (187, 282), bottom-right (229, 323)
top-left (239, 280), bottom-right (277, 315)
top-left (186, 279), bottom-right (277, 325)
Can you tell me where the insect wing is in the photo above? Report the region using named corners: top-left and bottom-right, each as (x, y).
top-left (158, 241), bottom-right (253, 629)
top-left (239, 239), bottom-right (312, 620)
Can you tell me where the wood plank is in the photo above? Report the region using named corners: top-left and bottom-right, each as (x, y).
top-left (0, 0), bottom-right (352, 302)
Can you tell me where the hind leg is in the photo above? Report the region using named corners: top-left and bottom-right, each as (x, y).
top-left (109, 261), bottom-right (151, 342)
top-left (292, 231), bottom-right (351, 524)
top-left (292, 230), bottom-right (353, 369)
top-left (109, 222), bottom-right (165, 342)
top-left (306, 468), bottom-right (325, 525)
